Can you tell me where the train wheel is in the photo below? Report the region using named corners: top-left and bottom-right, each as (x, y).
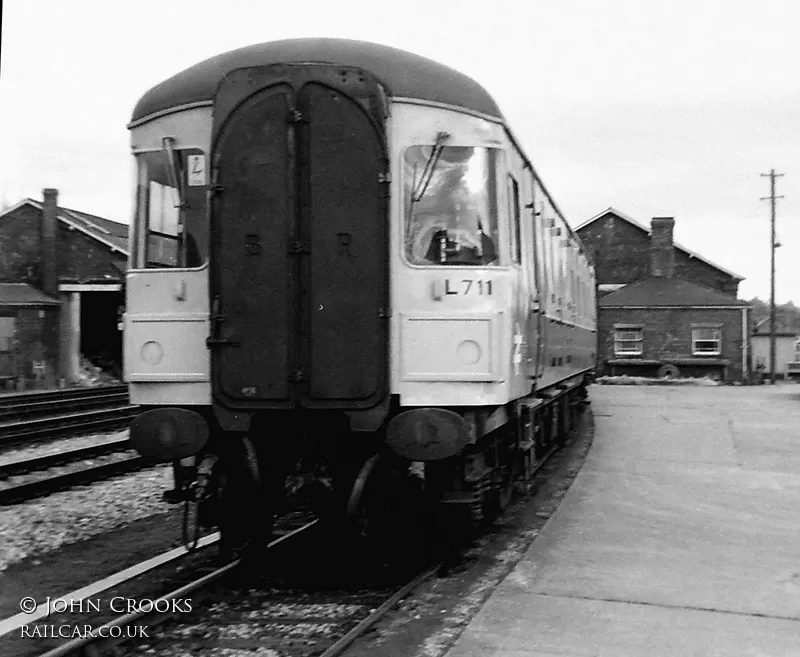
top-left (217, 436), bottom-right (274, 564)
top-left (242, 436), bottom-right (261, 486)
top-left (346, 454), bottom-right (382, 539)
top-left (495, 455), bottom-right (516, 513)
top-left (564, 395), bottom-right (572, 443)
top-left (347, 454), bottom-right (432, 572)
top-left (487, 439), bottom-right (515, 518)
top-left (519, 445), bottom-right (535, 494)
top-left (536, 403), bottom-right (551, 458)
top-left (182, 497), bottom-right (202, 551)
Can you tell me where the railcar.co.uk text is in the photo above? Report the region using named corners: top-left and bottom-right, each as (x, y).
top-left (17, 596), bottom-right (193, 639)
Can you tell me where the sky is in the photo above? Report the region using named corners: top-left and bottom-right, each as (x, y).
top-left (0, 0), bottom-right (798, 302)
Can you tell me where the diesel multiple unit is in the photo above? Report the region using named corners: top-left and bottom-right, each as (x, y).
top-left (124, 39), bottom-right (597, 559)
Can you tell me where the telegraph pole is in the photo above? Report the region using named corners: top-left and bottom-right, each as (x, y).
top-left (760, 170), bottom-right (784, 384)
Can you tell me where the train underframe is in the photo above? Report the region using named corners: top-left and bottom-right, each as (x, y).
top-left (156, 375), bottom-right (590, 564)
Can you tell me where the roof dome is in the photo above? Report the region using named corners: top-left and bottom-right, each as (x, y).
top-left (131, 38), bottom-right (503, 124)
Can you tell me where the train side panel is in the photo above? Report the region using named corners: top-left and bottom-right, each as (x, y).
top-left (532, 180), bottom-right (596, 390)
top-left (125, 107), bottom-right (213, 406)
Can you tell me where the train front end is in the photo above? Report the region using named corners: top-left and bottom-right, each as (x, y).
top-left (122, 39), bottom-right (594, 561)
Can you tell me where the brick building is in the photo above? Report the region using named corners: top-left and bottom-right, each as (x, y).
top-left (0, 284), bottom-right (60, 388)
top-left (576, 208), bottom-right (751, 382)
top-left (0, 189), bottom-right (128, 388)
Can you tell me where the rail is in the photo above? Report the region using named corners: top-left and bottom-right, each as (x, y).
top-left (0, 406), bottom-right (139, 448)
top-left (0, 437), bottom-right (142, 504)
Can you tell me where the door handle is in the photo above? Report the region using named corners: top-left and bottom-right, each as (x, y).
top-left (205, 337), bottom-right (241, 348)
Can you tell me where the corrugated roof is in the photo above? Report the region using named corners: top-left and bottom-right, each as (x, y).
top-left (577, 207), bottom-right (744, 281)
top-left (0, 283), bottom-right (60, 306)
top-left (130, 38), bottom-right (503, 125)
top-left (60, 207), bottom-right (129, 253)
top-left (599, 277), bottom-right (750, 307)
top-left (0, 199), bottom-right (129, 255)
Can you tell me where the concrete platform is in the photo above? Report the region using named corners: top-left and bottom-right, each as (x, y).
top-left (445, 384), bottom-right (800, 656)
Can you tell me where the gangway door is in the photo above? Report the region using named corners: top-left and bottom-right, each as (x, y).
top-left (210, 85), bottom-right (294, 406)
top-left (209, 67), bottom-right (388, 410)
top-left (301, 82), bottom-right (386, 407)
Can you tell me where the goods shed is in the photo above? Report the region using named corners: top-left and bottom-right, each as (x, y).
top-left (0, 189), bottom-right (128, 388)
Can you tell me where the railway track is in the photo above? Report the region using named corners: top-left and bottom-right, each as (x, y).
top-left (5, 441), bottom-right (564, 655)
top-left (1, 408), bottom-right (592, 657)
top-left (0, 385), bottom-right (129, 422)
top-left (0, 437), bottom-right (143, 504)
top-left (27, 515), bottom-right (440, 657)
top-left (2, 404), bottom-right (589, 657)
top-left (0, 385), bottom-right (138, 448)
top-left (0, 386), bottom-right (145, 503)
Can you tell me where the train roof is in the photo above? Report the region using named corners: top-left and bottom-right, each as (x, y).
top-left (130, 38), bottom-right (504, 125)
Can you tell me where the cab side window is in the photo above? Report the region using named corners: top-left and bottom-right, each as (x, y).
top-left (509, 175), bottom-right (521, 264)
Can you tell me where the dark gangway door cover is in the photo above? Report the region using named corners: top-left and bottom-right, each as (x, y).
top-left (209, 66), bottom-right (388, 410)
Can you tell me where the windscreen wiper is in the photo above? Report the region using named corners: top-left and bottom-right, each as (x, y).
top-left (162, 137), bottom-right (189, 266)
top-left (411, 131), bottom-right (451, 203)
top-left (162, 137), bottom-right (186, 209)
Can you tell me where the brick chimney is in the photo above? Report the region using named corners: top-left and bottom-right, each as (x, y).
top-left (650, 216), bottom-right (675, 278)
top-left (41, 188), bottom-right (59, 298)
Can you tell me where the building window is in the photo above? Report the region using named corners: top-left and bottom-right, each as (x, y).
top-left (614, 326), bottom-right (643, 355)
top-left (0, 316), bottom-right (15, 377)
top-left (692, 327), bottom-right (721, 355)
top-left (0, 316), bottom-right (14, 353)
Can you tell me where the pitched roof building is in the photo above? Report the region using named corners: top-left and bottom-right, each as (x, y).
top-left (599, 277), bottom-right (749, 309)
top-left (576, 209), bottom-right (751, 382)
top-left (0, 190), bottom-right (128, 388)
top-left (577, 207), bottom-right (743, 298)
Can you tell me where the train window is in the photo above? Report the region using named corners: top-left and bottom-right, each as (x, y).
top-left (133, 147), bottom-right (207, 269)
top-left (404, 145), bottom-right (500, 266)
top-left (535, 201), bottom-right (548, 308)
top-left (508, 175), bottom-right (521, 264)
